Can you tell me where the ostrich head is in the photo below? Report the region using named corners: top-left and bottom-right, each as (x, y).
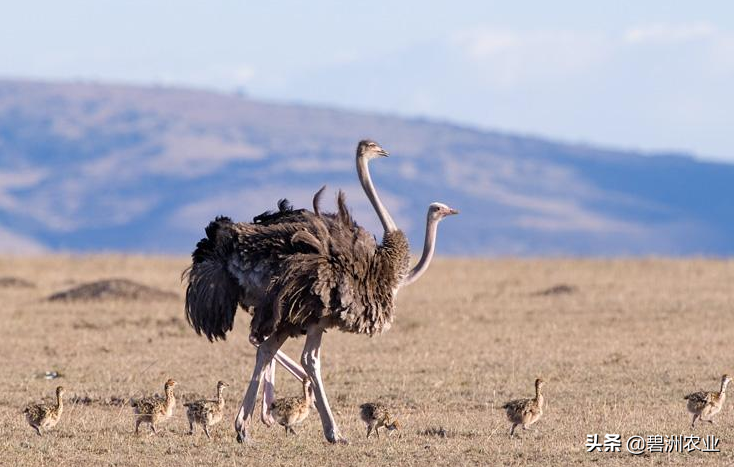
top-left (56, 386), bottom-right (66, 397)
top-left (356, 139), bottom-right (389, 160)
top-left (535, 378), bottom-right (546, 390)
top-left (217, 381), bottom-right (229, 391)
top-left (428, 202), bottom-right (459, 222)
top-left (164, 379), bottom-right (178, 390)
top-left (722, 374), bottom-right (732, 388)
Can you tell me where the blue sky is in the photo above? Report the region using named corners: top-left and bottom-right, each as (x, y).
top-left (2, 1), bottom-right (733, 161)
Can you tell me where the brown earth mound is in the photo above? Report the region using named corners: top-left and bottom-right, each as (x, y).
top-left (533, 284), bottom-right (578, 296)
top-left (0, 277), bottom-right (35, 288)
top-left (48, 278), bottom-right (178, 302)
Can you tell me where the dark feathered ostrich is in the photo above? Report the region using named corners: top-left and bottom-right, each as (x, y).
top-left (255, 200), bottom-right (458, 426)
top-left (185, 140), bottom-right (419, 443)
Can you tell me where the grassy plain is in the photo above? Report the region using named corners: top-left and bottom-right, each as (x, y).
top-left (1, 255), bottom-right (733, 466)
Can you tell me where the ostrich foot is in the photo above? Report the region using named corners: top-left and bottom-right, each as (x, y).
top-left (235, 414), bottom-right (252, 444)
top-left (236, 428), bottom-right (256, 444)
top-left (326, 430), bottom-right (349, 445)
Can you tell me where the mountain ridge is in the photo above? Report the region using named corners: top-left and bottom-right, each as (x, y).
top-left (0, 79), bottom-right (732, 256)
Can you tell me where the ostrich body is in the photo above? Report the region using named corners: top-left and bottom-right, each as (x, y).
top-left (131, 379), bottom-right (177, 435)
top-left (685, 374), bottom-right (731, 427)
top-left (267, 379), bottom-right (315, 436)
top-left (184, 380), bottom-right (229, 438)
top-left (23, 386), bottom-right (65, 435)
top-left (257, 201), bottom-right (458, 425)
top-left (501, 378), bottom-right (546, 436)
top-left (185, 140), bottom-right (413, 443)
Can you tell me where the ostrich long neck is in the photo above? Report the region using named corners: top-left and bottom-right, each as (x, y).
top-left (536, 385), bottom-right (544, 407)
top-left (721, 379), bottom-right (729, 396)
top-left (217, 387), bottom-right (225, 407)
top-left (302, 383), bottom-right (313, 405)
top-left (402, 211), bottom-right (439, 286)
top-left (165, 385), bottom-right (175, 407)
top-left (56, 393), bottom-right (63, 411)
top-left (357, 156), bottom-right (397, 233)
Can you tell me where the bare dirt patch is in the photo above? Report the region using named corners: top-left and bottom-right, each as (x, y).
top-left (0, 276), bottom-right (35, 288)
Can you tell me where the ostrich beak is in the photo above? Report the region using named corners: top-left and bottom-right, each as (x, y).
top-left (447, 208), bottom-right (459, 215)
top-left (378, 149), bottom-right (389, 157)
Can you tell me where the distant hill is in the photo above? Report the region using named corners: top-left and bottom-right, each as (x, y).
top-left (0, 79), bottom-right (732, 256)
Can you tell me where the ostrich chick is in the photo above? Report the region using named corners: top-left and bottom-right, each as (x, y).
top-left (501, 378), bottom-right (546, 436)
top-left (268, 379), bottom-right (314, 436)
top-left (23, 386), bottom-right (65, 435)
top-left (184, 380), bottom-right (229, 438)
top-left (685, 374), bottom-right (731, 428)
top-left (131, 378), bottom-right (177, 434)
top-left (359, 402), bottom-right (401, 438)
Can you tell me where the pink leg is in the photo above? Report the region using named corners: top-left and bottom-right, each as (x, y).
top-left (250, 334), bottom-right (308, 380)
top-left (261, 361), bottom-right (276, 426)
top-left (235, 330), bottom-right (288, 443)
top-left (301, 324), bottom-right (347, 444)
top-left (273, 350), bottom-right (308, 379)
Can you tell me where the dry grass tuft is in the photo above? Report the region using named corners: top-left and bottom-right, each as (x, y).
top-left (420, 426), bottom-right (454, 438)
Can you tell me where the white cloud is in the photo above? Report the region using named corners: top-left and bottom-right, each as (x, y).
top-left (233, 65), bottom-right (255, 84)
top-left (450, 27), bottom-right (609, 86)
top-left (452, 29), bottom-right (520, 59)
top-left (624, 22), bottom-right (716, 44)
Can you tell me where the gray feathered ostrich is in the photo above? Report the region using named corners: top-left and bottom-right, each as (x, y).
top-left (185, 140), bottom-right (456, 443)
top-left (256, 199), bottom-right (458, 426)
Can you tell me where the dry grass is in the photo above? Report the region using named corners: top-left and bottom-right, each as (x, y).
top-left (1, 255), bottom-right (734, 466)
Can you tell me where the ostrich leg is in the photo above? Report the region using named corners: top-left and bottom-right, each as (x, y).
top-left (260, 361), bottom-right (276, 426)
top-left (301, 324), bottom-right (347, 444)
top-left (235, 330), bottom-right (289, 443)
top-left (249, 335), bottom-right (308, 381)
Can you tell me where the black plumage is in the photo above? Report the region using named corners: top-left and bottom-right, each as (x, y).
top-left (184, 190), bottom-right (409, 343)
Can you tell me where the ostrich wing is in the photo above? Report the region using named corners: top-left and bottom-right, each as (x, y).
top-left (185, 211), bottom-right (328, 341)
top-left (251, 191), bottom-right (407, 340)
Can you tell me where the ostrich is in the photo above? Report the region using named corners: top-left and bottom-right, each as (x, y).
top-left (186, 140), bottom-right (416, 443)
top-left (267, 378), bottom-right (315, 436)
top-left (184, 380), bottom-right (230, 438)
top-left (131, 379), bottom-right (178, 435)
top-left (359, 402), bottom-right (401, 438)
top-left (501, 378), bottom-right (546, 436)
top-left (685, 374), bottom-right (731, 427)
top-left (256, 200), bottom-right (458, 425)
top-left (23, 386), bottom-right (65, 435)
